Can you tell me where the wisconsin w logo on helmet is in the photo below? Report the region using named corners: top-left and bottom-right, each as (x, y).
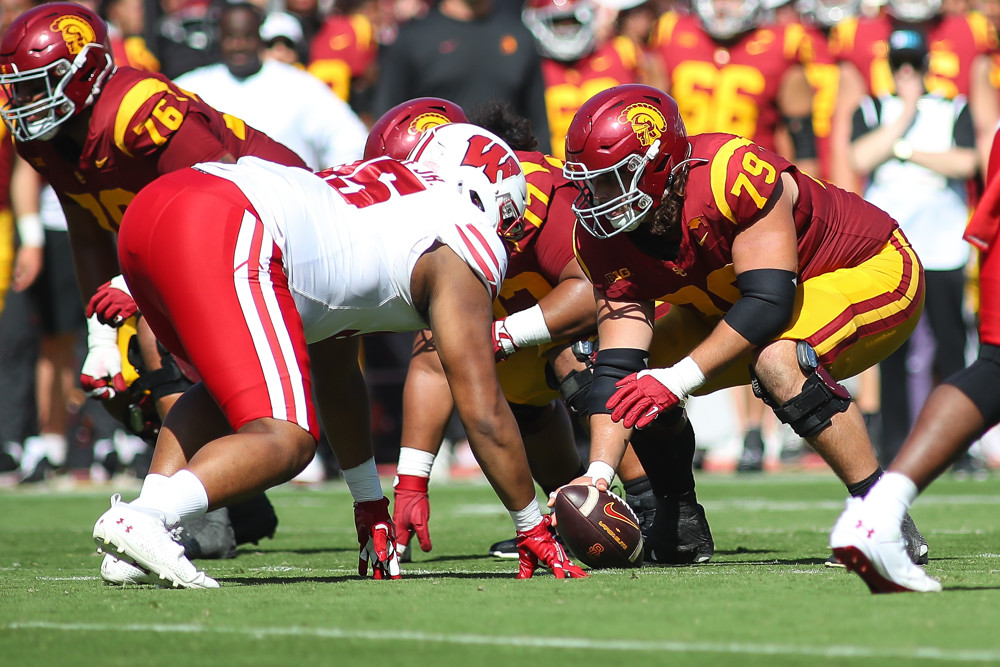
top-left (460, 133), bottom-right (522, 184)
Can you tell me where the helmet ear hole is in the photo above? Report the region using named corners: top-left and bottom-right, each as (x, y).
top-left (469, 190), bottom-right (486, 213)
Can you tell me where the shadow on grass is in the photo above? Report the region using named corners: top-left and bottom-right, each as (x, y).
top-left (221, 571), bottom-right (515, 585)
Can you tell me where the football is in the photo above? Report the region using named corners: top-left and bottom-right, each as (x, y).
top-left (553, 486), bottom-right (644, 569)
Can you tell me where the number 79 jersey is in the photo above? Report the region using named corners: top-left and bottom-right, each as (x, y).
top-left (197, 156), bottom-right (509, 342)
top-left (574, 133), bottom-right (899, 313)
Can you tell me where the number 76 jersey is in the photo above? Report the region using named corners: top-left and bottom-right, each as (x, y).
top-left (15, 66), bottom-right (304, 233)
top-left (574, 133), bottom-right (899, 313)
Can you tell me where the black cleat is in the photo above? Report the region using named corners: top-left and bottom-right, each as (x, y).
top-left (172, 508), bottom-right (238, 560)
top-left (488, 537), bottom-right (519, 559)
top-left (737, 429), bottom-right (765, 472)
top-left (645, 496), bottom-right (714, 565)
top-left (901, 512), bottom-right (928, 566)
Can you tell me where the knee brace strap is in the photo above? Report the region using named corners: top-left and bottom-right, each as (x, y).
top-left (773, 366), bottom-right (852, 438)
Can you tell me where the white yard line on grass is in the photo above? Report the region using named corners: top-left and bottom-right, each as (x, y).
top-left (6, 621), bottom-right (1000, 662)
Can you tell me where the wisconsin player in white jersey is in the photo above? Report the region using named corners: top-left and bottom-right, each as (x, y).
top-left (90, 124), bottom-right (587, 587)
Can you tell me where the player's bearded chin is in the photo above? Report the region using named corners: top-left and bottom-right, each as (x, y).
top-left (640, 167), bottom-right (689, 255)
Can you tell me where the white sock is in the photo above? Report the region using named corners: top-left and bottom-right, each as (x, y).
top-left (865, 472), bottom-right (919, 524)
top-left (396, 447), bottom-right (436, 478)
top-left (134, 473), bottom-right (169, 504)
top-left (509, 498), bottom-right (543, 533)
top-left (131, 470), bottom-right (209, 527)
top-left (343, 457), bottom-right (383, 503)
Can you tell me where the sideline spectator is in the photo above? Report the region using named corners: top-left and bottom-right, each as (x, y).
top-left (175, 2), bottom-right (367, 170)
top-left (373, 0), bottom-right (551, 154)
top-left (850, 27), bottom-right (979, 467)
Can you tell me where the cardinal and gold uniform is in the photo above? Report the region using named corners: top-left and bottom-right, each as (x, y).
top-left (0, 120), bottom-right (13, 313)
top-left (541, 38), bottom-right (643, 160)
top-left (574, 133), bottom-right (924, 391)
top-left (308, 13), bottom-right (378, 103)
top-left (830, 12), bottom-right (996, 100)
top-left (494, 150), bottom-right (582, 406)
top-left (801, 22), bottom-right (839, 180)
top-left (16, 67), bottom-right (306, 233)
top-left (652, 12), bottom-right (817, 154)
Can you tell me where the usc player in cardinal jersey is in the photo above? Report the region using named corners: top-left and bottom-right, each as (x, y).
top-left (558, 84), bottom-right (930, 566)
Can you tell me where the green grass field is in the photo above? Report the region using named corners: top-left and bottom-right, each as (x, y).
top-left (2, 471), bottom-right (999, 666)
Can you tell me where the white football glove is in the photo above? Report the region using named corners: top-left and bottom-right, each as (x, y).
top-left (80, 314), bottom-right (127, 400)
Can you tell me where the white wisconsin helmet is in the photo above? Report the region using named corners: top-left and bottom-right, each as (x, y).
top-left (522, 0), bottom-right (597, 62)
top-left (887, 0), bottom-right (942, 22)
top-left (693, 0), bottom-right (764, 40)
top-left (407, 123), bottom-right (528, 241)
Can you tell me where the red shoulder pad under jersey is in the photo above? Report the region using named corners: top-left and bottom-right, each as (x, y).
top-left (700, 135), bottom-right (794, 228)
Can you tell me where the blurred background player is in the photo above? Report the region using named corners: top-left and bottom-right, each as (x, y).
top-left (307, 0), bottom-right (380, 123)
top-left (522, 0), bottom-right (644, 160)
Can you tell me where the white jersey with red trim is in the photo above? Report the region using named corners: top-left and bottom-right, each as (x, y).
top-left (195, 156), bottom-right (508, 342)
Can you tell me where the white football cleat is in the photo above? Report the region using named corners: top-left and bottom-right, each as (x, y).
top-left (829, 497), bottom-right (941, 594)
top-left (100, 553), bottom-right (160, 586)
top-left (93, 494), bottom-right (219, 589)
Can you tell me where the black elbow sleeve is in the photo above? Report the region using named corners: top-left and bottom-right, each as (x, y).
top-left (723, 269), bottom-right (799, 346)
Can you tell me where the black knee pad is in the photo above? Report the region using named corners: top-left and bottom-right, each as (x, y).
top-left (947, 344), bottom-right (1000, 424)
top-left (752, 342), bottom-right (851, 438)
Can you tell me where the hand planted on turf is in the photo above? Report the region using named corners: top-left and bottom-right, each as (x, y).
top-left (86, 275), bottom-right (138, 327)
top-left (354, 497), bottom-right (402, 580)
top-left (608, 369), bottom-right (684, 429)
top-left (491, 318), bottom-right (518, 362)
top-left (80, 314), bottom-right (127, 400)
top-left (515, 515), bottom-right (589, 579)
top-left (392, 474), bottom-right (433, 555)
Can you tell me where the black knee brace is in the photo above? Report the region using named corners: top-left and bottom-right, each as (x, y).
top-left (751, 341), bottom-right (851, 438)
top-left (947, 344), bottom-right (1000, 425)
top-left (545, 340), bottom-right (595, 417)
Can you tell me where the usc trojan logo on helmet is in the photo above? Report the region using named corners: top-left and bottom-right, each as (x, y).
top-left (618, 103), bottom-right (666, 148)
top-left (461, 134), bottom-right (522, 183)
top-left (50, 16), bottom-right (96, 55)
top-left (408, 112), bottom-right (452, 137)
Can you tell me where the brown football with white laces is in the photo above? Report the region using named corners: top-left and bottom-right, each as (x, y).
top-left (553, 486), bottom-right (644, 569)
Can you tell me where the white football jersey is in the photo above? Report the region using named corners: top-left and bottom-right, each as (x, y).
top-left (196, 156), bottom-right (508, 343)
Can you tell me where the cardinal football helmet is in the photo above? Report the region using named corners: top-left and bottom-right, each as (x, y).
top-left (408, 123), bottom-right (528, 241)
top-left (0, 3), bottom-right (115, 142)
top-left (693, 0), bottom-right (764, 41)
top-left (563, 84), bottom-right (691, 239)
top-left (364, 97), bottom-right (468, 161)
top-left (522, 0), bottom-right (597, 63)
top-left (886, 0), bottom-right (942, 23)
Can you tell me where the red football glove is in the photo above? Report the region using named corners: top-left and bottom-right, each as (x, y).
top-left (515, 515), bottom-right (589, 579)
top-left (492, 318), bottom-right (518, 362)
top-left (392, 474), bottom-right (433, 557)
top-left (85, 275), bottom-right (138, 327)
top-left (607, 371), bottom-right (683, 430)
top-left (354, 497), bottom-right (402, 580)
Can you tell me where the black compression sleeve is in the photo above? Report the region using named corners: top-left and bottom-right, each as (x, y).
top-left (723, 269), bottom-right (799, 346)
top-left (783, 114), bottom-right (818, 160)
top-left (587, 348), bottom-right (648, 416)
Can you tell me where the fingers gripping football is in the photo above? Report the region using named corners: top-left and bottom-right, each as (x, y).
top-left (515, 515), bottom-right (589, 579)
top-left (354, 497), bottom-right (402, 580)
